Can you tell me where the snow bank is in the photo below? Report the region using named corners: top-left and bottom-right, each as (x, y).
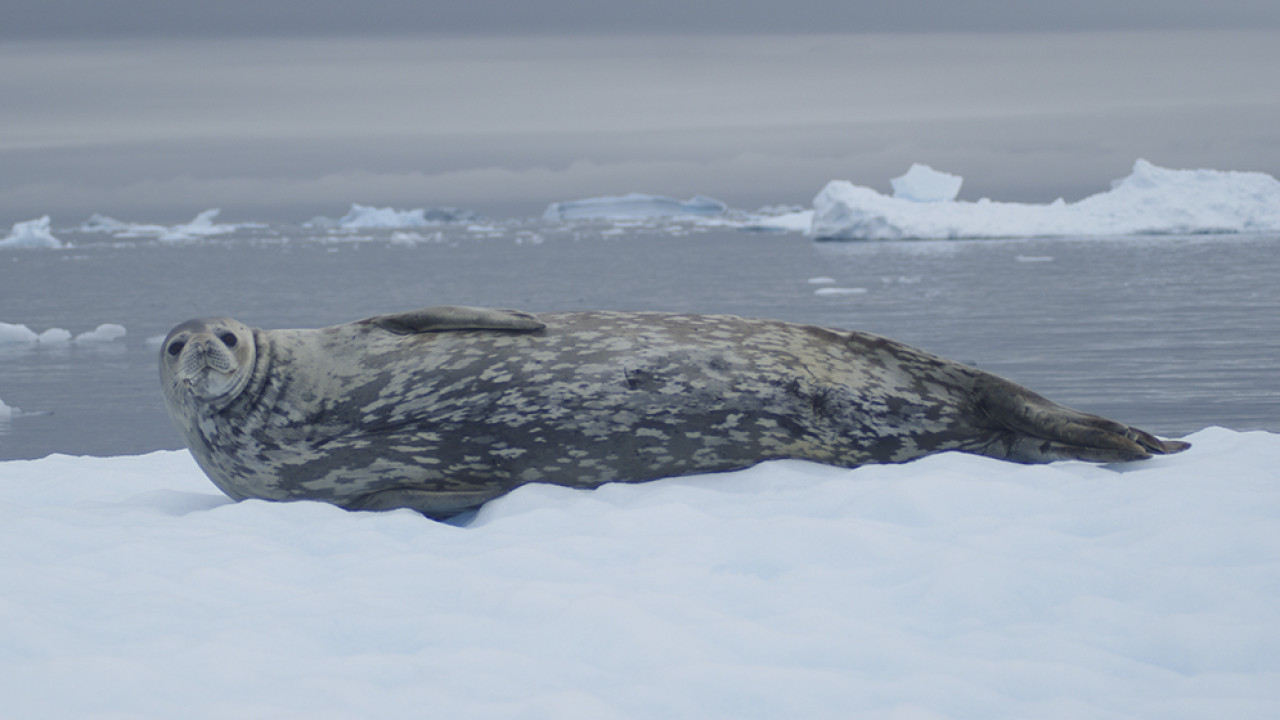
top-left (543, 193), bottom-right (727, 221)
top-left (1, 427), bottom-right (1278, 719)
top-left (812, 160), bottom-right (1280, 239)
top-left (0, 216), bottom-right (64, 249)
top-left (336, 204), bottom-right (477, 229)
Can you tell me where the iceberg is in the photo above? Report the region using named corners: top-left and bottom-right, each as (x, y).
top-left (542, 193), bottom-right (727, 221)
top-left (158, 209), bottom-right (238, 242)
top-left (0, 396), bottom-right (14, 419)
top-left (74, 324), bottom-right (126, 343)
top-left (891, 163), bottom-right (963, 202)
top-left (811, 160), bottom-right (1280, 240)
top-left (336, 204), bottom-right (477, 229)
top-left (80, 210), bottom-right (240, 241)
top-left (79, 214), bottom-right (138, 234)
top-left (0, 216), bottom-right (64, 249)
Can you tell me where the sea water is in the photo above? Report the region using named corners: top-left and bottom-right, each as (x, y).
top-left (1, 222), bottom-right (1277, 460)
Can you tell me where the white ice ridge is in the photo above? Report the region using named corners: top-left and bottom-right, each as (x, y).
top-left (0, 216), bottom-right (64, 249)
top-left (334, 204), bottom-right (477, 229)
top-left (811, 159), bottom-right (1280, 240)
top-left (543, 193), bottom-right (727, 221)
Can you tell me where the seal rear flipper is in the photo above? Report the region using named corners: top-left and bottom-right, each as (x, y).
top-left (360, 306), bottom-right (545, 334)
top-left (975, 375), bottom-right (1190, 464)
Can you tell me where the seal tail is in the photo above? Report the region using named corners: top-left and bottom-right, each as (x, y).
top-left (975, 376), bottom-right (1191, 464)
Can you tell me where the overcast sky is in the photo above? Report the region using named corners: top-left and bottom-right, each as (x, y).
top-left (3, 1), bottom-right (1279, 224)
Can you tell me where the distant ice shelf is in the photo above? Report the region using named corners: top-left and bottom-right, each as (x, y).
top-left (811, 159), bottom-right (1280, 240)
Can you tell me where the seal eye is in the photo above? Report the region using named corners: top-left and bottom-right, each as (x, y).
top-left (167, 340), bottom-right (185, 357)
top-left (219, 332), bottom-right (238, 348)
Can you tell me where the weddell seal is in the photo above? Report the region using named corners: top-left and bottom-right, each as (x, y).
top-left (159, 306), bottom-right (1189, 519)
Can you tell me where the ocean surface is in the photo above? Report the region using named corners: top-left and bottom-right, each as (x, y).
top-left (2, 222), bottom-right (1278, 461)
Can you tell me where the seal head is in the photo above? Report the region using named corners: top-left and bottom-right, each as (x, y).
top-left (159, 318), bottom-right (257, 410)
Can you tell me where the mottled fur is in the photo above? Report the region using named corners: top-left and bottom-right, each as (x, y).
top-left (160, 306), bottom-right (1188, 518)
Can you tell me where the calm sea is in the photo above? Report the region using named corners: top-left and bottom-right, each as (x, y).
top-left (2, 222), bottom-right (1277, 460)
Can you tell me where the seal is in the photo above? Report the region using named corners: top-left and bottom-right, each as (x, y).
top-left (159, 306), bottom-right (1189, 519)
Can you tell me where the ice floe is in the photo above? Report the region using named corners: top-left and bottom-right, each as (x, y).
top-left (812, 159), bottom-right (1280, 240)
top-left (0, 427), bottom-right (1277, 718)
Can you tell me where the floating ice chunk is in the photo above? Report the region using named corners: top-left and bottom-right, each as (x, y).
top-left (0, 323), bottom-right (76, 345)
top-left (738, 208), bottom-right (815, 232)
top-left (304, 216), bottom-right (340, 229)
top-left (160, 209), bottom-right (238, 242)
top-left (543, 193), bottom-right (727, 221)
top-left (814, 287), bottom-right (868, 296)
top-left (890, 163), bottom-right (963, 202)
top-left (0, 396), bottom-right (16, 419)
top-left (0, 323), bottom-right (39, 344)
top-left (337, 204), bottom-right (476, 229)
top-left (812, 159), bottom-right (1280, 240)
top-left (79, 214), bottom-right (134, 233)
top-left (74, 324), bottom-right (127, 343)
top-left (0, 216), bottom-right (64, 249)
top-left (37, 328), bottom-right (72, 344)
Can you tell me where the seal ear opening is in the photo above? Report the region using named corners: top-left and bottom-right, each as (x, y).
top-left (362, 306), bottom-right (546, 335)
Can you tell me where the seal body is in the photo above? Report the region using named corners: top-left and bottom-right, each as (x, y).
top-left (159, 306), bottom-right (1188, 518)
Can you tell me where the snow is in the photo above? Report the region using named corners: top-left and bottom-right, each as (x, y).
top-left (0, 216), bottom-right (64, 249)
top-left (543, 193), bottom-right (728, 221)
top-left (336, 204), bottom-right (477, 228)
top-left (812, 159), bottom-right (1280, 239)
top-left (2, 427), bottom-right (1277, 719)
top-left (891, 163), bottom-right (963, 202)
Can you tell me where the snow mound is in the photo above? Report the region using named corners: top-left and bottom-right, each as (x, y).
top-left (543, 193), bottom-right (727, 221)
top-left (337, 204), bottom-right (477, 229)
top-left (812, 159), bottom-right (1280, 239)
top-left (891, 163), bottom-right (963, 202)
top-left (0, 216), bottom-right (64, 249)
top-left (1, 427), bottom-right (1278, 718)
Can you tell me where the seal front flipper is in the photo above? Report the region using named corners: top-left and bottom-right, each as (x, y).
top-left (974, 374), bottom-right (1190, 463)
top-left (360, 305), bottom-right (545, 334)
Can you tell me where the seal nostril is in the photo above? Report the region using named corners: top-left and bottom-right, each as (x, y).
top-left (219, 332), bottom-right (238, 348)
top-left (167, 340), bottom-right (185, 357)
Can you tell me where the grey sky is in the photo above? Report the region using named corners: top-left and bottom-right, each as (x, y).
top-left (5, 0), bottom-right (1280, 38)
top-left (2, 2), bottom-right (1279, 225)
